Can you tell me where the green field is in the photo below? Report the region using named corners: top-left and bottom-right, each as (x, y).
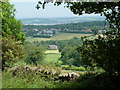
top-left (44, 50), bottom-right (61, 64)
top-left (26, 33), bottom-right (91, 42)
top-left (45, 50), bottom-right (59, 54)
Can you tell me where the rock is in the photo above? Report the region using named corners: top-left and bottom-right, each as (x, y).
top-left (58, 72), bottom-right (80, 82)
top-left (30, 67), bottom-right (38, 71)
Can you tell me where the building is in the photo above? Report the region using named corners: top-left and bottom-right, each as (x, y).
top-left (48, 45), bottom-right (58, 50)
top-left (43, 30), bottom-right (53, 34)
top-left (33, 29), bottom-right (39, 32)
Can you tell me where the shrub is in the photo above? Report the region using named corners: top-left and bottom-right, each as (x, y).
top-left (93, 67), bottom-right (105, 73)
top-left (2, 71), bottom-right (56, 88)
top-left (54, 61), bottom-right (63, 67)
top-left (70, 66), bottom-right (86, 71)
top-left (2, 37), bottom-right (26, 70)
top-left (61, 65), bottom-right (69, 70)
top-left (78, 67), bottom-right (86, 71)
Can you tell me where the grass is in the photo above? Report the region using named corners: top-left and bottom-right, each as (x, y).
top-left (14, 60), bottom-right (26, 66)
top-left (26, 33), bottom-right (91, 42)
top-left (44, 50), bottom-right (61, 64)
top-left (51, 33), bottom-right (90, 40)
top-left (44, 53), bottom-right (61, 64)
top-left (45, 50), bottom-right (59, 54)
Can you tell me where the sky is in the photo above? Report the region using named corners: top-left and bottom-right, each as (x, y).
top-left (10, 0), bottom-right (39, 2)
top-left (10, 0), bottom-right (101, 19)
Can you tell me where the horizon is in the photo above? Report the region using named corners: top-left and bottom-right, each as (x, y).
top-left (17, 15), bottom-right (104, 19)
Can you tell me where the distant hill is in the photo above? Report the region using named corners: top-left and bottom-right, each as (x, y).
top-left (19, 16), bottom-right (105, 25)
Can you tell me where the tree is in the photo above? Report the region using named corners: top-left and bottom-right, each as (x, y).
top-left (1, 0), bottom-right (26, 70)
top-left (91, 26), bottom-right (103, 35)
top-left (1, 0), bottom-right (25, 42)
top-left (78, 35), bottom-right (120, 76)
top-left (60, 46), bottom-right (81, 66)
top-left (25, 44), bottom-right (45, 66)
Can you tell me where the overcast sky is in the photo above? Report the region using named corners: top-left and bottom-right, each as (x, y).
top-left (10, 0), bottom-right (101, 19)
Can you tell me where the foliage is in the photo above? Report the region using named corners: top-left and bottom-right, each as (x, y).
top-left (68, 2), bottom-right (120, 35)
top-left (60, 45), bottom-right (82, 66)
top-left (1, 1), bottom-right (26, 71)
top-left (54, 60), bottom-right (63, 67)
top-left (1, 1), bottom-right (25, 42)
top-left (60, 65), bottom-right (69, 70)
top-left (24, 44), bottom-right (45, 65)
top-left (60, 65), bottom-right (86, 71)
top-left (70, 66), bottom-right (86, 71)
top-left (3, 70), bottom-right (119, 88)
top-left (11, 65), bottom-right (62, 79)
top-left (78, 35), bottom-right (120, 76)
top-left (2, 37), bottom-right (26, 70)
top-left (2, 71), bottom-right (56, 88)
top-left (91, 26), bottom-right (104, 35)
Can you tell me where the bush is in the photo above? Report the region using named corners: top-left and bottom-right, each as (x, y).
top-left (93, 67), bottom-right (105, 73)
top-left (54, 61), bottom-right (63, 67)
top-left (70, 66), bottom-right (86, 71)
top-left (2, 37), bottom-right (26, 70)
top-left (61, 65), bottom-right (69, 70)
top-left (60, 46), bottom-right (81, 67)
top-left (2, 71), bottom-right (56, 88)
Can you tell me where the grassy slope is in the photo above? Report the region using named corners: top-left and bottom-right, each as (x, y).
top-left (45, 50), bottom-right (59, 54)
top-left (44, 50), bottom-right (61, 64)
top-left (2, 72), bottom-right (56, 88)
top-left (26, 33), bottom-right (91, 42)
top-left (44, 53), bottom-right (61, 64)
